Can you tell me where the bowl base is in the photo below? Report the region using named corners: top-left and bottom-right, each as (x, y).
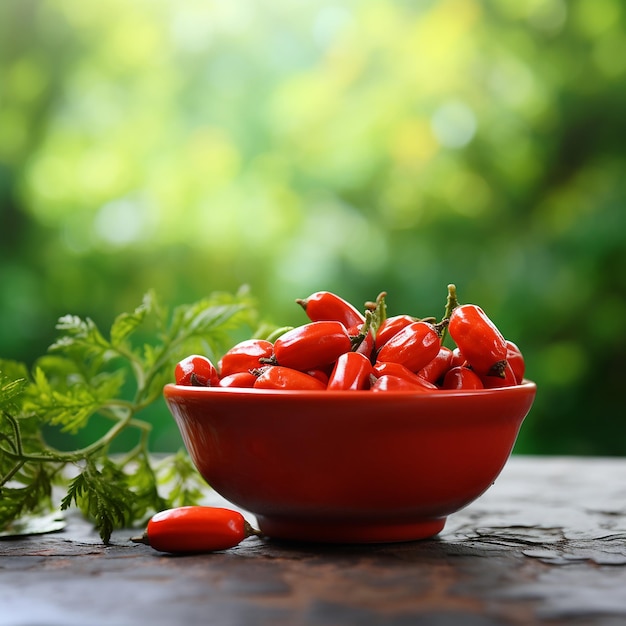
top-left (256, 515), bottom-right (447, 544)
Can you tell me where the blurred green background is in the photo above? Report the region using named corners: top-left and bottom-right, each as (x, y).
top-left (1, 0), bottom-right (624, 455)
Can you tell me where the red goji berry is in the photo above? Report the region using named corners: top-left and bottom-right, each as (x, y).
top-left (450, 347), bottom-right (466, 368)
top-left (218, 371), bottom-right (257, 388)
top-left (327, 351), bottom-right (373, 391)
top-left (448, 304), bottom-right (507, 377)
top-left (131, 506), bottom-right (261, 553)
top-left (273, 321), bottom-right (352, 371)
top-left (218, 339), bottom-right (274, 377)
top-left (441, 366), bottom-right (484, 390)
top-left (175, 355), bottom-right (220, 387)
top-left (505, 340), bottom-right (525, 384)
top-left (372, 361), bottom-right (438, 389)
top-left (306, 369), bottom-right (330, 385)
top-left (375, 321), bottom-right (441, 373)
top-left (374, 314), bottom-right (416, 350)
top-left (371, 374), bottom-right (436, 392)
top-left (480, 361), bottom-right (518, 389)
top-left (418, 346), bottom-right (453, 384)
top-left (296, 291), bottom-right (365, 328)
top-left (254, 366), bottom-right (327, 390)
top-left (349, 323), bottom-right (374, 360)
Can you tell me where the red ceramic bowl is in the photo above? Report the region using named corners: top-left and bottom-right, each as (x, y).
top-left (163, 381), bottom-right (536, 543)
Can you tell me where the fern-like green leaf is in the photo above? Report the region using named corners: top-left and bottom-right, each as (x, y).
top-left (61, 460), bottom-right (134, 544)
top-left (25, 368), bottom-right (126, 433)
top-left (0, 376), bottom-right (27, 412)
top-left (110, 291), bottom-right (156, 348)
top-left (124, 451), bottom-right (168, 523)
top-left (50, 315), bottom-right (112, 361)
top-left (156, 450), bottom-right (207, 509)
top-left (0, 464), bottom-right (53, 530)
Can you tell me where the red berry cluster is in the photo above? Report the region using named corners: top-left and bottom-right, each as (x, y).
top-left (174, 286), bottom-right (525, 392)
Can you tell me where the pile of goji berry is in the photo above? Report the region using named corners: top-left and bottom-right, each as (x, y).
top-left (174, 285), bottom-right (525, 391)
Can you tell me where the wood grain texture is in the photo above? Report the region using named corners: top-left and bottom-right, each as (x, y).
top-left (2, 456), bottom-right (625, 626)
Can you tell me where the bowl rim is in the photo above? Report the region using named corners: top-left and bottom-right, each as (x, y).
top-left (164, 379), bottom-right (536, 400)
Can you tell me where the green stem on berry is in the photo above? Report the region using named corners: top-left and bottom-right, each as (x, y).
top-left (441, 283), bottom-right (459, 343)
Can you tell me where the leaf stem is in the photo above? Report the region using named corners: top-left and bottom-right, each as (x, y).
top-left (0, 459), bottom-right (26, 486)
top-left (107, 343), bottom-right (148, 398)
top-left (3, 411), bottom-right (23, 455)
top-left (1, 405), bottom-right (151, 466)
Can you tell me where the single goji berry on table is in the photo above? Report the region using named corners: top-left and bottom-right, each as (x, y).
top-left (131, 506), bottom-right (261, 553)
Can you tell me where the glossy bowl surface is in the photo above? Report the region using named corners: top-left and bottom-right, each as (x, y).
top-left (164, 381), bottom-right (536, 543)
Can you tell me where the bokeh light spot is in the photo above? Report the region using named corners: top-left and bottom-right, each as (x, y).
top-left (93, 197), bottom-right (151, 248)
top-left (430, 101), bottom-right (477, 149)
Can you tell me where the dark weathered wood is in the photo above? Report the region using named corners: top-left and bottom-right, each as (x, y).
top-left (2, 456), bottom-right (626, 626)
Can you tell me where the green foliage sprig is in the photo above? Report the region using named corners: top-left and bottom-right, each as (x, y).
top-left (0, 288), bottom-right (257, 543)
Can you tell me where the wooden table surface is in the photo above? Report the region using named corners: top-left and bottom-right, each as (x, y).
top-left (2, 455), bottom-right (626, 626)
